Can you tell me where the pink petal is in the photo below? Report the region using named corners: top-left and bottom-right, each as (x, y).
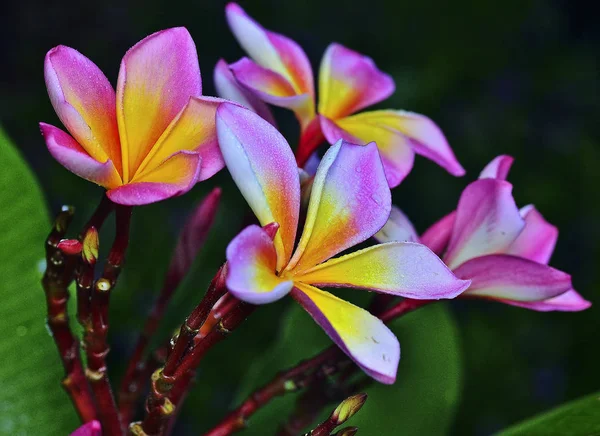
top-left (230, 57), bottom-right (314, 126)
top-left (455, 254), bottom-right (572, 302)
top-left (133, 96), bottom-right (226, 182)
top-left (295, 242), bottom-right (470, 300)
top-left (214, 59), bottom-right (277, 126)
top-left (40, 123), bottom-right (121, 188)
top-left (444, 179), bottom-right (525, 269)
top-left (225, 3), bottom-right (314, 97)
top-left (70, 420), bottom-right (101, 436)
top-left (225, 225), bottom-right (293, 304)
top-left (44, 45), bottom-right (121, 171)
top-left (420, 211), bottom-right (457, 256)
top-left (374, 206), bottom-right (420, 243)
top-left (286, 140), bottom-right (391, 273)
top-left (116, 27), bottom-right (202, 182)
top-left (216, 103), bottom-right (300, 269)
top-left (292, 282), bottom-right (400, 384)
top-left (506, 289), bottom-right (591, 312)
top-left (320, 115), bottom-right (415, 188)
top-left (478, 155), bottom-right (514, 180)
top-left (507, 205), bottom-right (558, 265)
top-left (107, 150), bottom-right (201, 205)
top-left (318, 43), bottom-right (395, 119)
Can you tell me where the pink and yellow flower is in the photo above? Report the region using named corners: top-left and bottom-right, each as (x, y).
top-left (376, 155), bottom-right (591, 312)
top-left (219, 3), bottom-right (465, 187)
top-left (216, 103), bottom-right (470, 383)
top-left (41, 28), bottom-right (226, 205)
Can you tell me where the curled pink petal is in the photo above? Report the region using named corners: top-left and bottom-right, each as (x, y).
top-left (507, 205), bottom-right (558, 265)
top-left (374, 206), bottom-right (420, 243)
top-left (71, 420), bottom-right (101, 436)
top-left (420, 211), bottom-right (457, 256)
top-left (455, 254), bottom-right (572, 302)
top-left (505, 289), bottom-right (591, 312)
top-left (479, 155), bottom-right (514, 180)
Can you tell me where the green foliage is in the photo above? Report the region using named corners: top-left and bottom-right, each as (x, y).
top-left (497, 391), bottom-right (600, 436)
top-left (235, 301), bottom-right (462, 435)
top-left (0, 128), bottom-right (79, 434)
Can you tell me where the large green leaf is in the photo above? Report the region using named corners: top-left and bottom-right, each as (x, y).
top-left (234, 299), bottom-right (462, 435)
top-left (0, 128), bottom-right (79, 434)
top-left (496, 391), bottom-right (600, 436)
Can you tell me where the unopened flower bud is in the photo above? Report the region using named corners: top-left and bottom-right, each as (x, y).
top-left (332, 393), bottom-right (367, 425)
top-left (82, 227), bottom-right (99, 265)
top-left (57, 239), bottom-right (82, 255)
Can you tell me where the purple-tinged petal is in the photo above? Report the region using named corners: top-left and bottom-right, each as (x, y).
top-left (214, 59), bottom-right (277, 126)
top-left (230, 58), bottom-right (314, 126)
top-left (40, 123), bottom-right (121, 189)
top-left (444, 179), bottom-right (525, 269)
top-left (320, 115), bottom-right (415, 188)
top-left (506, 289), bottom-right (591, 312)
top-left (455, 254), bottom-right (572, 301)
top-left (225, 3), bottom-right (314, 97)
top-left (226, 225), bottom-right (293, 304)
top-left (107, 151), bottom-right (201, 205)
top-left (318, 43), bottom-right (395, 120)
top-left (292, 282), bottom-right (400, 384)
top-left (44, 45), bottom-right (121, 172)
top-left (420, 211), bottom-right (457, 256)
top-left (116, 27), bottom-right (202, 182)
top-left (296, 242), bottom-right (470, 300)
top-left (216, 103), bottom-right (300, 269)
top-left (374, 205), bottom-right (419, 243)
top-left (479, 155), bottom-right (514, 180)
top-left (133, 96), bottom-right (226, 182)
top-left (507, 205), bottom-right (558, 265)
top-left (70, 420), bottom-right (101, 436)
top-left (286, 140), bottom-right (391, 273)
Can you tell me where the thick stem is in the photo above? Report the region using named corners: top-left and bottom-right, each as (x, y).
top-left (42, 206), bottom-right (97, 423)
top-left (79, 194), bottom-right (115, 239)
top-left (206, 298), bottom-right (434, 436)
top-left (85, 205), bottom-right (132, 435)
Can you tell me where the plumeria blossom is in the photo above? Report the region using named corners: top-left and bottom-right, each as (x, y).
top-left (41, 28), bottom-right (227, 205)
top-left (376, 155), bottom-right (591, 312)
top-left (218, 3), bottom-right (465, 187)
top-left (216, 103), bottom-right (470, 383)
top-left (70, 421), bottom-right (101, 436)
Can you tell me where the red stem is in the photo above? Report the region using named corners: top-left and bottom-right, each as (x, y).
top-left (42, 206), bottom-right (97, 423)
top-left (85, 205), bottom-right (132, 436)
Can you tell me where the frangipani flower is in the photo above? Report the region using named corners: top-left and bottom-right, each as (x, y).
top-left (376, 155), bottom-right (591, 312)
top-left (216, 103), bottom-right (470, 383)
top-left (70, 421), bottom-right (101, 436)
top-left (41, 28), bottom-right (226, 205)
top-left (220, 3), bottom-right (465, 187)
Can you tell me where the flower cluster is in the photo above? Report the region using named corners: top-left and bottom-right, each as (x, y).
top-left (39, 4), bottom-right (589, 432)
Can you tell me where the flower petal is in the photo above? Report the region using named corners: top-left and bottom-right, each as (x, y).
top-left (507, 205), bottom-right (558, 265)
top-left (216, 103), bottom-right (300, 269)
top-left (107, 151), bottom-right (201, 205)
top-left (116, 27), bottom-right (202, 182)
top-left (296, 242), bottom-right (470, 299)
top-left (479, 155), bottom-right (514, 180)
top-left (505, 289), bottom-right (591, 312)
top-left (225, 225), bottom-right (293, 304)
top-left (71, 420), bottom-right (101, 436)
top-left (320, 115), bottom-right (415, 188)
top-left (374, 206), bottom-right (420, 243)
top-left (40, 123), bottom-right (121, 188)
top-left (455, 254), bottom-right (572, 301)
top-left (322, 110), bottom-right (465, 186)
top-left (420, 211), bottom-right (457, 256)
top-left (291, 282), bottom-right (400, 384)
top-left (134, 96), bottom-right (225, 182)
top-left (230, 58), bottom-right (314, 127)
top-left (44, 45), bottom-right (121, 171)
top-left (214, 59), bottom-right (276, 126)
top-left (225, 3), bottom-right (314, 97)
top-left (444, 179), bottom-right (525, 269)
top-left (286, 140), bottom-right (391, 273)
top-left (318, 43), bottom-right (395, 120)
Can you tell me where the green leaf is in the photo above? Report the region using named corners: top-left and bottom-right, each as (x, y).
top-left (234, 300), bottom-right (462, 435)
top-left (496, 391), bottom-right (600, 436)
top-left (0, 128), bottom-right (79, 434)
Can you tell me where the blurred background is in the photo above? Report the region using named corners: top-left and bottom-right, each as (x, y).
top-left (1, 0), bottom-right (599, 434)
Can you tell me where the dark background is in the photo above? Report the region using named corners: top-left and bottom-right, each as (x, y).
top-left (1, 0), bottom-right (599, 434)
